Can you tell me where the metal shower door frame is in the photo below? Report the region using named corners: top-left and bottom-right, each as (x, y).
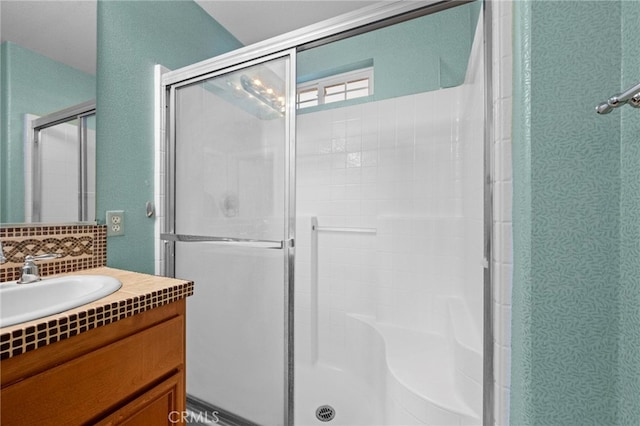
top-left (162, 48), bottom-right (297, 425)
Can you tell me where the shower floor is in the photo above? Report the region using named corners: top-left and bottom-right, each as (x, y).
top-left (295, 363), bottom-right (384, 426)
top-left (186, 365), bottom-right (382, 425)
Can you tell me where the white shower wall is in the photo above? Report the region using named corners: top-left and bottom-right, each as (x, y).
top-left (295, 71), bottom-right (485, 369)
top-left (459, 13), bottom-right (487, 336)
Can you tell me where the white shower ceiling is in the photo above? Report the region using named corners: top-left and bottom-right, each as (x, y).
top-left (0, 0), bottom-right (377, 76)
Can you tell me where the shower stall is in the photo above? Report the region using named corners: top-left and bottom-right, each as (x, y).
top-left (159, 1), bottom-right (490, 425)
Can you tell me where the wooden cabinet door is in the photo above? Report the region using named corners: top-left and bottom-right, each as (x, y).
top-left (1, 314), bottom-right (184, 425)
top-left (96, 372), bottom-right (184, 426)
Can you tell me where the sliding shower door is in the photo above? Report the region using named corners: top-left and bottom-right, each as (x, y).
top-left (164, 51), bottom-right (295, 426)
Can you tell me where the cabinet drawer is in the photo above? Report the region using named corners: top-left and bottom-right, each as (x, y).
top-left (1, 315), bottom-right (184, 425)
top-left (96, 373), bottom-right (184, 426)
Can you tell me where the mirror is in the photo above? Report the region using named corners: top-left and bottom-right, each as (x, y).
top-left (0, 0), bottom-right (97, 224)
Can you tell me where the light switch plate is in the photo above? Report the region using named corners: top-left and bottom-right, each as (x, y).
top-left (106, 210), bottom-right (124, 236)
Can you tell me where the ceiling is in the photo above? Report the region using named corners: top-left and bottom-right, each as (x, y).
top-left (0, 1), bottom-right (98, 75)
top-left (196, 1), bottom-right (378, 45)
top-left (0, 0), bottom-right (378, 76)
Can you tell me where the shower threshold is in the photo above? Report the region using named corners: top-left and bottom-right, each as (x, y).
top-left (186, 395), bottom-right (260, 426)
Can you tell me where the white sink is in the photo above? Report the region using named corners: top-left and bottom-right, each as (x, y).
top-left (0, 275), bottom-right (122, 328)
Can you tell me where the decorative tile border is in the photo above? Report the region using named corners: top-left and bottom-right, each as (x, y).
top-left (0, 281), bottom-right (194, 360)
top-left (0, 225), bottom-right (106, 282)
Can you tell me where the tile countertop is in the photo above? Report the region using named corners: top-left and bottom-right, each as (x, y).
top-left (0, 267), bottom-right (194, 360)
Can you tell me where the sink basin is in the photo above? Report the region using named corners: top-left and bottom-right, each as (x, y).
top-left (0, 275), bottom-right (122, 328)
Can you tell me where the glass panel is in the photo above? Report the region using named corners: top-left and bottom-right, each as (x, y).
top-left (347, 78), bottom-right (369, 90)
top-left (299, 87), bottom-right (318, 102)
top-left (298, 87), bottom-right (319, 109)
top-left (295, 3), bottom-right (484, 425)
top-left (173, 55), bottom-right (290, 426)
top-left (325, 83), bottom-right (345, 95)
top-left (175, 59), bottom-right (287, 242)
top-left (346, 88), bottom-right (369, 100)
top-left (298, 100), bottom-right (319, 109)
top-left (39, 120), bottom-right (80, 222)
top-left (179, 244), bottom-right (285, 425)
top-left (325, 93), bottom-right (346, 104)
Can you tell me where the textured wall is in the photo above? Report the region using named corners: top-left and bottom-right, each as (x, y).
top-left (617, 1), bottom-right (640, 422)
top-left (0, 42), bottom-right (96, 223)
top-left (96, 0), bottom-right (242, 273)
top-left (511, 1), bottom-right (622, 424)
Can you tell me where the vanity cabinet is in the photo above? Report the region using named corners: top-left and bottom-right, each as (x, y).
top-left (0, 300), bottom-right (186, 425)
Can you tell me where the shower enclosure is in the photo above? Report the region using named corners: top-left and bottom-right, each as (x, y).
top-left (160, 1), bottom-right (490, 425)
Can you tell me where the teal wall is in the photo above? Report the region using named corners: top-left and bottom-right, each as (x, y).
top-left (511, 1), bottom-right (640, 424)
top-left (510, 1), bottom-right (533, 420)
top-left (296, 1), bottom-right (480, 113)
top-left (0, 42), bottom-right (96, 223)
top-left (96, 0), bottom-right (242, 273)
top-left (617, 0), bottom-right (640, 422)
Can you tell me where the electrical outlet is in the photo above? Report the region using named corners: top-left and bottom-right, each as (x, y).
top-left (106, 210), bottom-right (124, 236)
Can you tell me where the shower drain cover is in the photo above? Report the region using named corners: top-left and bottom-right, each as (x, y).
top-left (316, 405), bottom-right (336, 422)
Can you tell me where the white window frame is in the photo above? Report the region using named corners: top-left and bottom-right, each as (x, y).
top-left (297, 67), bottom-right (374, 109)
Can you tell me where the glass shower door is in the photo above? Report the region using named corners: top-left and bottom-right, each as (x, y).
top-left (166, 52), bottom-right (294, 426)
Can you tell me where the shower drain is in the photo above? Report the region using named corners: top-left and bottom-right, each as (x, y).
top-left (316, 405), bottom-right (336, 422)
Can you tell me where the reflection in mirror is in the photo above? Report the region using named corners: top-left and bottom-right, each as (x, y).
top-left (24, 102), bottom-right (96, 223)
top-left (0, 1), bottom-right (97, 224)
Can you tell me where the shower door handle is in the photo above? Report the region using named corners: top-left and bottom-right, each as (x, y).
top-left (160, 233), bottom-right (291, 250)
